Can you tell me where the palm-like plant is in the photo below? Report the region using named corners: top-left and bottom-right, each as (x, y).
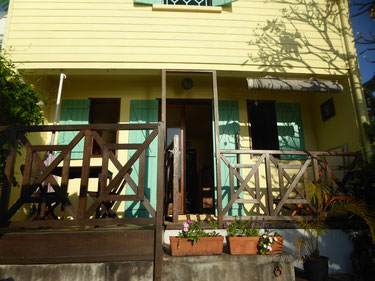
top-left (295, 179), bottom-right (375, 261)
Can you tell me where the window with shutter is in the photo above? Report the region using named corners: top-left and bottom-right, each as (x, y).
top-left (57, 100), bottom-right (91, 160)
top-left (247, 101), bottom-right (306, 159)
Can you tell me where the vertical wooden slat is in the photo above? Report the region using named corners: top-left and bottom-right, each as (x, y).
top-left (229, 165), bottom-right (234, 199)
top-left (0, 133), bottom-right (17, 217)
top-left (154, 122), bottom-right (165, 281)
top-left (265, 153), bottom-right (274, 216)
top-left (78, 129), bottom-right (92, 220)
top-left (278, 166), bottom-right (285, 198)
top-left (255, 169), bottom-right (260, 201)
top-left (212, 70), bottom-right (223, 227)
top-left (21, 145), bottom-right (33, 198)
top-left (162, 69), bottom-right (167, 147)
top-left (60, 151), bottom-right (71, 219)
top-left (100, 146), bottom-right (109, 197)
top-left (138, 150), bottom-right (146, 200)
top-left (172, 135), bottom-right (179, 223)
top-left (312, 154), bottom-right (320, 183)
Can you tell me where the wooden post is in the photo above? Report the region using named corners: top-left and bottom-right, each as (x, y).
top-left (0, 132), bottom-right (17, 220)
top-left (154, 122), bottom-right (165, 281)
top-left (162, 69), bottom-right (167, 147)
top-left (172, 135), bottom-right (179, 223)
top-left (78, 129), bottom-right (92, 220)
top-left (212, 70), bottom-right (223, 227)
top-left (312, 153), bottom-right (320, 183)
top-left (265, 153), bottom-right (274, 216)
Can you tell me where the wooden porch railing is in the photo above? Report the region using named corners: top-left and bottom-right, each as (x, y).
top-left (217, 149), bottom-right (362, 225)
top-left (0, 123), bottom-right (165, 229)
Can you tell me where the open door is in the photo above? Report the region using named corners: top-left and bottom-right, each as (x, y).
top-left (165, 101), bottom-right (215, 214)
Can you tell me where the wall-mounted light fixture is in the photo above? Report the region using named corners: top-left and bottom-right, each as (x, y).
top-left (181, 78), bottom-right (194, 90)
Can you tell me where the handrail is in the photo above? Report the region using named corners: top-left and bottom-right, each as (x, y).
top-left (220, 149), bottom-right (361, 157)
top-left (0, 123), bottom-right (164, 229)
top-left (0, 123), bottom-right (158, 133)
top-left (217, 149), bottom-right (362, 224)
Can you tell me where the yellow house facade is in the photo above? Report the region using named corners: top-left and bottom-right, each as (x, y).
top-left (1, 0), bottom-right (370, 221)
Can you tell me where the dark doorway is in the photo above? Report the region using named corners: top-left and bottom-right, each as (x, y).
top-left (247, 100), bottom-right (279, 150)
top-left (165, 100), bottom-right (215, 214)
top-left (89, 98), bottom-right (120, 155)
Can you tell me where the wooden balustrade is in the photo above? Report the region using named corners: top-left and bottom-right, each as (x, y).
top-left (218, 149), bottom-right (362, 223)
top-left (0, 123), bottom-right (165, 229)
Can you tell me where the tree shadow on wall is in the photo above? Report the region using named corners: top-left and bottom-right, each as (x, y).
top-left (246, 0), bottom-right (349, 75)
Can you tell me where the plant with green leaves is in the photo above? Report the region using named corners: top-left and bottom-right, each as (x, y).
top-left (295, 179), bottom-right (375, 261)
top-left (225, 218), bottom-right (264, 237)
top-left (178, 220), bottom-right (220, 245)
top-left (258, 233), bottom-right (280, 255)
top-left (0, 54), bottom-right (44, 187)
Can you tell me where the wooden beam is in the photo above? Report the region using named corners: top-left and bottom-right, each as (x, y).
top-left (78, 129), bottom-right (92, 220)
top-left (212, 70), bottom-right (223, 227)
top-left (172, 135), bottom-right (179, 224)
top-left (154, 122), bottom-right (165, 281)
top-left (0, 229), bottom-right (155, 264)
top-left (162, 69), bottom-right (166, 147)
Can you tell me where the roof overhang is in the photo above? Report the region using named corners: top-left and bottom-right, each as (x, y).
top-left (247, 77), bottom-right (343, 93)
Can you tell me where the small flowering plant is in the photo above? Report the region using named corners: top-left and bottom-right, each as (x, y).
top-left (258, 231), bottom-right (279, 255)
top-left (225, 218), bottom-right (264, 237)
top-left (178, 220), bottom-right (219, 244)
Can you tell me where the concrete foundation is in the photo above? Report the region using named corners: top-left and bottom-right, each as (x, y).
top-left (0, 253), bottom-right (295, 281)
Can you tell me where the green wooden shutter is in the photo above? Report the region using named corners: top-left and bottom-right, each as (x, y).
top-left (134, 0), bottom-right (162, 4)
top-left (276, 102), bottom-right (305, 160)
top-left (212, 0), bottom-right (237, 6)
top-left (213, 100), bottom-right (242, 216)
top-left (57, 99), bottom-right (90, 160)
top-left (125, 100), bottom-right (158, 218)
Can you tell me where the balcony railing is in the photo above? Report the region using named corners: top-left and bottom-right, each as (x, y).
top-left (0, 124), bottom-right (165, 229)
top-left (217, 149), bottom-right (362, 224)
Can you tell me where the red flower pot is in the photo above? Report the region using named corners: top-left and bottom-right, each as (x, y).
top-left (227, 236), bottom-right (260, 255)
top-left (170, 236), bottom-right (224, 256)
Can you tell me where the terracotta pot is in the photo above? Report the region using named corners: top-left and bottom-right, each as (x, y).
top-left (270, 236), bottom-right (284, 254)
top-left (170, 236), bottom-right (224, 256)
top-left (227, 236), bottom-right (260, 255)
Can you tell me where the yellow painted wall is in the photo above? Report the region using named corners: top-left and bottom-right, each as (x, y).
top-left (4, 0), bottom-right (347, 74)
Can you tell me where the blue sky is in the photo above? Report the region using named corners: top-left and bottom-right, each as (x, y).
top-left (349, 1), bottom-right (375, 83)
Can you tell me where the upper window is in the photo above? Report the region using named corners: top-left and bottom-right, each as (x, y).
top-left (134, 0), bottom-right (236, 7)
top-left (164, 0), bottom-right (212, 6)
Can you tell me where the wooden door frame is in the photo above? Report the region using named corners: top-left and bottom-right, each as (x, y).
top-left (161, 69), bottom-right (222, 226)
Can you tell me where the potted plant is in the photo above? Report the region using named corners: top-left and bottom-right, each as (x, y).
top-left (226, 219), bottom-right (284, 255)
top-left (259, 231), bottom-right (284, 255)
top-left (170, 220), bottom-right (223, 256)
top-left (295, 180), bottom-right (375, 281)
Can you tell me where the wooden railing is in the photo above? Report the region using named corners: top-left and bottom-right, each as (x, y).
top-left (217, 149), bottom-right (362, 224)
top-left (0, 123), bottom-right (165, 229)
top-left (165, 135), bottom-right (180, 223)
